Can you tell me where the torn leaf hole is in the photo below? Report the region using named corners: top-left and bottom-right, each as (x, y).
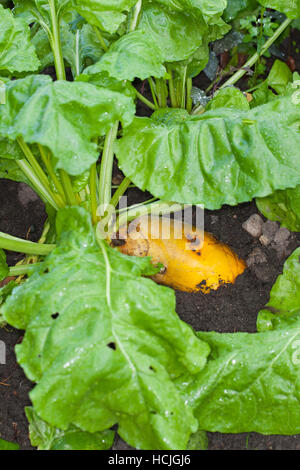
top-left (107, 342), bottom-right (116, 350)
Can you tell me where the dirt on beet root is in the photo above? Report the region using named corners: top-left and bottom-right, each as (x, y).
top-left (0, 178), bottom-right (300, 450)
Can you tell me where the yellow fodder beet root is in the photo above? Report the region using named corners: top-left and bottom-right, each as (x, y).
top-left (114, 215), bottom-right (246, 293)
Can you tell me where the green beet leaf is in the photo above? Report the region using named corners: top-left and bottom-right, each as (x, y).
top-left (116, 98), bottom-right (300, 208)
top-left (84, 30), bottom-right (167, 81)
top-left (0, 438), bottom-right (20, 450)
top-left (26, 407), bottom-right (115, 450)
top-left (0, 4), bottom-right (40, 75)
top-left (3, 206), bottom-right (210, 450)
top-left (206, 87), bottom-right (250, 111)
top-left (267, 59), bottom-right (293, 95)
top-left (251, 63), bottom-right (296, 107)
top-left (137, 4), bottom-right (210, 63)
top-left (177, 315), bottom-right (300, 435)
top-left (72, 0), bottom-right (137, 34)
top-left (153, 0), bottom-right (229, 41)
top-left (224, 0), bottom-right (259, 22)
top-left (256, 186), bottom-right (300, 232)
top-left (0, 157), bottom-right (32, 186)
top-left (0, 75), bottom-right (135, 175)
top-left (0, 280), bottom-right (18, 326)
top-left (258, 0), bottom-right (300, 18)
top-left (257, 247), bottom-right (300, 332)
top-left (13, 1), bottom-right (75, 26)
top-left (0, 138), bottom-right (24, 160)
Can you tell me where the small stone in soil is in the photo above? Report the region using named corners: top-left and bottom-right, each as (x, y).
top-left (112, 174), bottom-right (124, 185)
top-left (259, 220), bottom-right (280, 246)
top-left (242, 214), bottom-right (264, 238)
top-left (246, 247), bottom-right (268, 267)
top-left (273, 227), bottom-right (290, 245)
top-left (18, 183), bottom-right (39, 206)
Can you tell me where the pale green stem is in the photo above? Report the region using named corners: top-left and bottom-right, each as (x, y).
top-left (0, 232), bottom-right (55, 255)
top-left (113, 200), bottom-right (186, 234)
top-left (59, 170), bottom-right (78, 206)
top-left (17, 138), bottom-right (53, 193)
top-left (38, 144), bottom-right (66, 201)
top-left (186, 77), bottom-right (193, 113)
top-left (180, 66), bottom-right (187, 109)
top-left (168, 68), bottom-right (177, 108)
top-left (148, 78), bottom-right (159, 109)
top-left (48, 0), bottom-right (79, 206)
top-left (16, 159), bottom-right (61, 210)
top-left (9, 264), bottom-right (42, 277)
top-left (89, 163), bottom-right (98, 225)
top-left (48, 0), bottom-right (66, 81)
top-left (110, 177), bottom-right (131, 208)
top-left (135, 90), bottom-right (157, 111)
top-left (129, 0), bottom-right (142, 32)
top-left (93, 26), bottom-right (108, 52)
top-left (115, 197), bottom-right (157, 214)
top-left (75, 29), bottom-right (81, 76)
top-left (98, 122), bottom-right (119, 215)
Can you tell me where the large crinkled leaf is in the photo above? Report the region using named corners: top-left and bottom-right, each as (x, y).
top-left (0, 4), bottom-right (40, 74)
top-left (26, 407), bottom-right (115, 450)
top-left (137, 4), bottom-right (208, 63)
top-left (72, 0), bottom-right (136, 34)
top-left (256, 186), bottom-right (300, 232)
top-left (258, 0), bottom-right (300, 18)
top-left (177, 315), bottom-right (300, 435)
top-left (116, 99), bottom-right (300, 208)
top-left (84, 30), bottom-right (167, 81)
top-left (153, 0), bottom-right (229, 39)
top-left (257, 248), bottom-right (300, 332)
top-left (3, 207), bottom-right (210, 450)
top-left (0, 75), bottom-right (135, 175)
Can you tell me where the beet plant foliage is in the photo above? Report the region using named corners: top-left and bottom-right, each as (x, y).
top-left (0, 0), bottom-right (300, 450)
